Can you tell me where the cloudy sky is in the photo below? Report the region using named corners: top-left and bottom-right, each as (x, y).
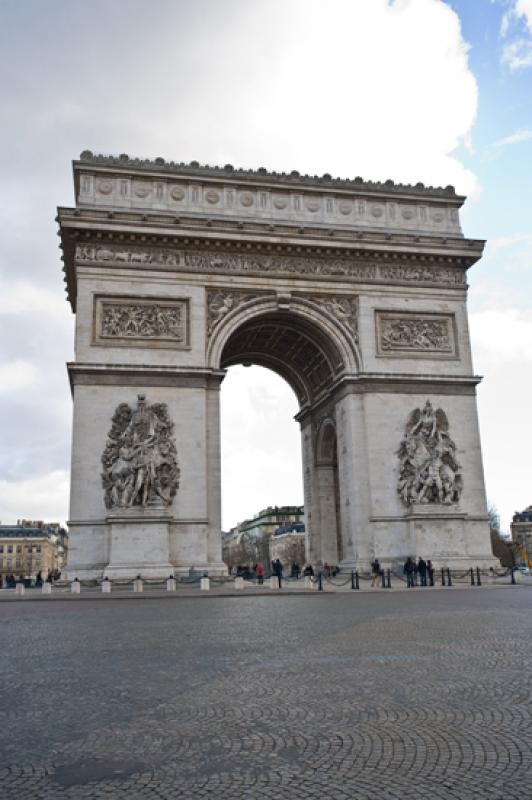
top-left (0, 0), bottom-right (530, 533)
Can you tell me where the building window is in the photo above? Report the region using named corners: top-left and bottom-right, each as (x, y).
top-left (16, 545), bottom-right (22, 553)
top-left (16, 559), bottom-right (21, 568)
top-left (36, 545), bottom-right (42, 554)
top-left (7, 559), bottom-right (12, 569)
top-left (0, 545), bottom-right (3, 553)
top-left (7, 545), bottom-right (13, 554)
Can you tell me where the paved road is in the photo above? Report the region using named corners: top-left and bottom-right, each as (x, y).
top-left (1, 589), bottom-right (530, 799)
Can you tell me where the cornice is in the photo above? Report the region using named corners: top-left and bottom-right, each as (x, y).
top-left (76, 151), bottom-right (463, 202)
top-left (67, 363), bottom-right (226, 394)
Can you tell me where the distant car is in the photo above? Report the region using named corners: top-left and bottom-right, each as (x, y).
top-left (516, 565), bottom-right (530, 574)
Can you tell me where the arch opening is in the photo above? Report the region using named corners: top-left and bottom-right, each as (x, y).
top-left (219, 310), bottom-right (346, 408)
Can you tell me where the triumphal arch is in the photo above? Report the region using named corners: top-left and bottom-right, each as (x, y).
top-left (57, 151), bottom-right (495, 578)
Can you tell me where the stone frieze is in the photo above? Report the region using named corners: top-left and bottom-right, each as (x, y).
top-left (94, 295), bottom-right (188, 348)
top-left (76, 244), bottom-right (467, 288)
top-left (376, 311), bottom-right (455, 357)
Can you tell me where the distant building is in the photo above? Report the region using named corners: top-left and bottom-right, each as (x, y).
top-left (0, 521), bottom-right (68, 581)
top-left (270, 522), bottom-right (306, 571)
top-left (511, 506), bottom-right (532, 567)
top-left (223, 506), bottom-right (305, 570)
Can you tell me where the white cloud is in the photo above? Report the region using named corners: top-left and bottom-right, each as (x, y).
top-left (493, 128), bottom-right (532, 146)
top-left (500, 0), bottom-right (532, 68)
top-left (0, 360), bottom-right (38, 393)
top-left (0, 470), bottom-right (70, 525)
top-left (470, 308), bottom-right (532, 531)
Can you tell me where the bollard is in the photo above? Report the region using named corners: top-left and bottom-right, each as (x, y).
top-left (318, 572), bottom-right (323, 591)
top-left (102, 577), bottom-right (111, 593)
top-left (441, 567), bottom-right (446, 587)
top-left (71, 578), bottom-right (81, 594)
top-left (351, 570), bottom-right (356, 590)
top-left (447, 568), bottom-right (452, 587)
top-left (355, 570), bottom-right (360, 590)
top-left (476, 567), bottom-right (482, 587)
top-left (200, 576), bottom-right (210, 591)
top-left (510, 568), bottom-right (516, 585)
top-left (386, 569), bottom-right (391, 589)
top-left (470, 567), bottom-right (475, 586)
top-left (234, 576), bottom-right (244, 590)
top-left (15, 582), bottom-right (25, 596)
top-left (304, 575), bottom-right (313, 589)
top-left (166, 575), bottom-right (176, 592)
top-left (41, 582), bottom-right (52, 594)
top-left (381, 570), bottom-right (386, 589)
top-left (133, 576), bottom-right (143, 593)
top-left (269, 576), bottom-right (279, 590)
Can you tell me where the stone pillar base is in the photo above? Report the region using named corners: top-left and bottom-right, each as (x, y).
top-left (103, 512), bottom-right (174, 580)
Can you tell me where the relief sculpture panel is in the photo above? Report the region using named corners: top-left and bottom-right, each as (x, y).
top-left (93, 295), bottom-right (189, 349)
top-left (376, 311), bottom-right (456, 358)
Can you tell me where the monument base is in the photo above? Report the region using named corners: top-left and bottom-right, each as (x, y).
top-left (103, 512), bottom-right (174, 580)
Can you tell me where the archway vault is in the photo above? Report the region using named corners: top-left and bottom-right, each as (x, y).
top-left (208, 296), bottom-right (359, 408)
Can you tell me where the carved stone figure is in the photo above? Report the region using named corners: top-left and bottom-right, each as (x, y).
top-left (397, 400), bottom-right (462, 506)
top-left (304, 295), bottom-right (358, 340)
top-left (101, 394), bottom-right (180, 509)
top-left (100, 301), bottom-right (185, 342)
top-left (379, 315), bottom-right (453, 353)
top-left (206, 290), bottom-right (258, 336)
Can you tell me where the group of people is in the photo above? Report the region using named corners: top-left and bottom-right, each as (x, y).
top-left (233, 560), bottom-right (324, 584)
top-left (370, 557), bottom-right (435, 588)
top-left (0, 569), bottom-right (61, 589)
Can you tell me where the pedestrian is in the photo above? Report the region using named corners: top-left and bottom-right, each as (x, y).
top-left (371, 558), bottom-right (381, 587)
top-left (36, 570), bottom-right (43, 587)
top-left (403, 556), bottom-right (416, 588)
top-left (427, 559), bottom-right (435, 586)
top-left (303, 564), bottom-right (314, 577)
top-left (255, 562), bottom-right (265, 585)
top-left (273, 558), bottom-right (283, 587)
top-left (290, 562), bottom-right (301, 579)
top-left (417, 557), bottom-right (427, 587)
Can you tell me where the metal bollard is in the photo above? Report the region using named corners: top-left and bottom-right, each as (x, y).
top-left (133, 576), bottom-right (143, 593)
top-left (41, 582), bottom-right (52, 594)
top-left (166, 575), bottom-right (176, 592)
top-left (351, 570), bottom-right (356, 590)
top-left (476, 567), bottom-right (482, 587)
top-left (71, 578), bottom-right (81, 594)
top-left (470, 567), bottom-right (475, 586)
top-left (386, 569), bottom-right (391, 589)
top-left (441, 567), bottom-right (446, 587)
top-left (234, 576), bottom-right (244, 590)
top-left (318, 572), bottom-right (323, 591)
top-left (355, 571), bottom-right (360, 590)
top-left (200, 576), bottom-right (210, 591)
top-left (102, 577), bottom-right (111, 593)
top-left (447, 568), bottom-right (452, 587)
top-left (15, 582), bottom-right (25, 596)
top-left (381, 570), bottom-right (386, 589)
top-left (510, 568), bottom-right (516, 585)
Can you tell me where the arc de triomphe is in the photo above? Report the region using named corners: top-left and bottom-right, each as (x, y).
top-left (58, 152), bottom-right (495, 578)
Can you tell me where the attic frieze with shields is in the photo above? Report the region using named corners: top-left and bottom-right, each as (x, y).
top-left (75, 152), bottom-right (464, 237)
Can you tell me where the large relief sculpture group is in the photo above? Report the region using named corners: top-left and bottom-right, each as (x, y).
top-left (101, 396), bottom-right (461, 512)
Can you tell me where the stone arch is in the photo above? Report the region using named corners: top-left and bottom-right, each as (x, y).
top-left (207, 295), bottom-right (359, 408)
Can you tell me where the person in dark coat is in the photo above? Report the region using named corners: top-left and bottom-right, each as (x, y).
top-left (290, 562), bottom-right (301, 579)
top-left (303, 564), bottom-right (314, 577)
top-left (426, 559), bottom-right (435, 586)
top-left (403, 556), bottom-right (416, 588)
top-left (371, 558), bottom-right (381, 587)
top-left (417, 558), bottom-right (427, 587)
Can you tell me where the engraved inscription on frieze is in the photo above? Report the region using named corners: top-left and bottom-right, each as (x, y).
top-left (376, 311), bottom-right (456, 358)
top-left (101, 394), bottom-right (180, 510)
top-left (397, 400), bottom-right (462, 507)
top-left (93, 295), bottom-right (189, 349)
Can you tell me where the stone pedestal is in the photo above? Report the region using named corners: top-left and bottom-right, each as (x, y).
top-left (166, 577), bottom-right (176, 592)
top-left (104, 511), bottom-right (174, 580)
top-left (71, 581), bottom-right (80, 594)
top-left (41, 582), bottom-right (52, 594)
top-left (102, 579), bottom-right (112, 593)
top-left (200, 577), bottom-right (210, 591)
top-left (234, 577), bottom-right (244, 590)
top-left (15, 583), bottom-right (25, 596)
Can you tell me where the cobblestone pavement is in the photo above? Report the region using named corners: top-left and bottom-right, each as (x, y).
top-left (1, 589), bottom-right (530, 799)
